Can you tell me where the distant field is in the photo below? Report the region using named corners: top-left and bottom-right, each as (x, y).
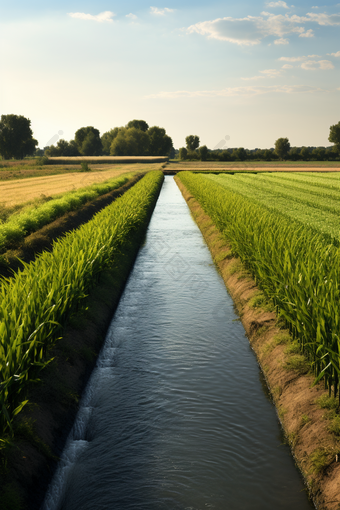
top-left (48, 156), bottom-right (169, 164)
top-left (0, 165), bottom-right (160, 207)
top-left (168, 160), bottom-right (340, 171)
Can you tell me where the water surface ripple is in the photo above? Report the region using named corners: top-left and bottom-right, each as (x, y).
top-left (43, 176), bottom-right (313, 510)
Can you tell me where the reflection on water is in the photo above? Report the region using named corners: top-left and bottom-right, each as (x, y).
top-left (42, 176), bottom-right (313, 510)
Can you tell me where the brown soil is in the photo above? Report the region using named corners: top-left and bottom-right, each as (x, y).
top-left (0, 174), bottom-right (143, 278)
top-left (0, 174), bottom-right (163, 510)
top-left (175, 176), bottom-right (340, 510)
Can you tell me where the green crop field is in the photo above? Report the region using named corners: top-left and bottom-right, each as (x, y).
top-left (0, 171), bottom-right (163, 438)
top-left (178, 171), bottom-right (340, 399)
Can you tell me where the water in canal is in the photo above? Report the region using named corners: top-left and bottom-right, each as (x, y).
top-left (43, 176), bottom-right (313, 510)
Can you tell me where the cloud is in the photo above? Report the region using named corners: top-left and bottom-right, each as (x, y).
top-left (187, 11), bottom-right (340, 46)
top-left (150, 7), bottom-right (174, 15)
top-left (311, 6), bottom-right (319, 8)
top-left (126, 13), bottom-right (137, 20)
top-left (305, 13), bottom-right (340, 25)
top-left (274, 37), bottom-right (289, 44)
top-left (147, 85), bottom-right (326, 98)
top-left (330, 50), bottom-right (340, 57)
top-left (266, 1), bottom-right (289, 8)
top-left (279, 55), bottom-right (320, 61)
top-left (282, 64), bottom-right (294, 68)
top-left (241, 68), bottom-right (282, 80)
top-left (301, 59), bottom-right (334, 70)
top-left (68, 11), bottom-right (115, 22)
top-left (299, 29), bottom-right (314, 37)
top-left (261, 68), bottom-right (282, 77)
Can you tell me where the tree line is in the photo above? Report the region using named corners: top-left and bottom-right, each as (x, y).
top-left (0, 115), bottom-right (173, 159)
top-left (0, 114), bottom-right (340, 162)
top-left (178, 124), bottom-right (340, 162)
top-left (45, 120), bottom-right (173, 158)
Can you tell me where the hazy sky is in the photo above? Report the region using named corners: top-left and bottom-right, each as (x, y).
top-left (1, 1), bottom-right (339, 150)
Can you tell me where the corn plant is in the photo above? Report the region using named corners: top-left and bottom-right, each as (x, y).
top-left (0, 171), bottom-right (163, 436)
top-left (178, 171), bottom-right (340, 399)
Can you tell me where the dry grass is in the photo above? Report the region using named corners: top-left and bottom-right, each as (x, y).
top-left (0, 165), bottom-right (159, 207)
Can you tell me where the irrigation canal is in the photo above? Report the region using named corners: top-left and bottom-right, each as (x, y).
top-left (42, 176), bottom-right (313, 510)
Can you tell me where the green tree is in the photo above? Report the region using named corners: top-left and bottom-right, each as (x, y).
top-left (199, 145), bottom-right (208, 161)
top-left (179, 147), bottom-right (187, 160)
top-left (300, 147), bottom-right (310, 160)
top-left (110, 127), bottom-right (149, 156)
top-left (147, 126), bottom-right (173, 156)
top-left (126, 119), bottom-right (149, 132)
top-left (328, 121), bottom-right (340, 154)
top-left (236, 147), bottom-right (247, 161)
top-left (45, 139), bottom-right (79, 157)
top-left (274, 137), bottom-right (290, 160)
top-left (185, 135), bottom-right (200, 152)
top-left (75, 126), bottom-right (102, 156)
top-left (263, 149), bottom-right (272, 161)
top-left (101, 128), bottom-right (120, 155)
top-left (288, 148), bottom-right (300, 161)
top-left (0, 114), bottom-right (38, 159)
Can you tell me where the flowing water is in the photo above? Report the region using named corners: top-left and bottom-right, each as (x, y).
top-left (42, 176), bottom-right (314, 510)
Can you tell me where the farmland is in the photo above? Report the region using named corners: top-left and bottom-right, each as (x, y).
top-left (0, 165), bottom-right (158, 206)
top-left (0, 171), bottom-right (140, 255)
top-left (0, 171), bottom-right (163, 437)
top-left (177, 171), bottom-right (340, 398)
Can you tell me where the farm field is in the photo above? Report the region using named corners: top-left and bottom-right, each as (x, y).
top-left (0, 165), bottom-right (160, 207)
top-left (168, 160), bottom-right (340, 172)
top-left (205, 172), bottom-right (340, 242)
top-left (0, 172), bottom-right (142, 256)
top-left (0, 171), bottom-right (163, 436)
top-left (177, 171), bottom-right (340, 397)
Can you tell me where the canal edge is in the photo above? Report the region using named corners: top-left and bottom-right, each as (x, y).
top-left (174, 175), bottom-right (340, 510)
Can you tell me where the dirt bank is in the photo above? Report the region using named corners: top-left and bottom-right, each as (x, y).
top-left (175, 176), bottom-right (340, 510)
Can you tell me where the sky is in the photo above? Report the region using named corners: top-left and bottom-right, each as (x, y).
top-left (1, 1), bottom-right (339, 150)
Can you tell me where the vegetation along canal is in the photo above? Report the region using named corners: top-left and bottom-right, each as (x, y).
top-left (42, 176), bottom-right (313, 510)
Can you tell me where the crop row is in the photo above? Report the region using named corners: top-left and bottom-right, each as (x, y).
top-left (206, 173), bottom-right (340, 242)
top-left (0, 172), bottom-right (137, 254)
top-left (178, 171), bottom-right (340, 398)
top-left (0, 171), bottom-right (163, 436)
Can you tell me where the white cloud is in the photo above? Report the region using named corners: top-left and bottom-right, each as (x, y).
top-left (274, 37), bottom-right (289, 44)
top-left (301, 59), bottom-right (334, 70)
top-left (241, 76), bottom-right (264, 81)
top-left (279, 54), bottom-right (320, 61)
top-left (126, 13), bottom-right (137, 20)
top-left (305, 12), bottom-right (340, 25)
top-left (68, 11), bottom-right (115, 22)
top-left (282, 64), bottom-right (294, 68)
top-left (150, 7), bottom-right (174, 15)
top-left (299, 29), bottom-right (314, 37)
top-left (266, 1), bottom-right (289, 8)
top-left (187, 11), bottom-right (339, 46)
top-left (279, 56), bottom-right (305, 61)
top-left (260, 68), bottom-right (282, 77)
top-left (330, 50), bottom-right (340, 57)
top-left (311, 6), bottom-right (319, 8)
top-left (147, 85), bottom-right (325, 98)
